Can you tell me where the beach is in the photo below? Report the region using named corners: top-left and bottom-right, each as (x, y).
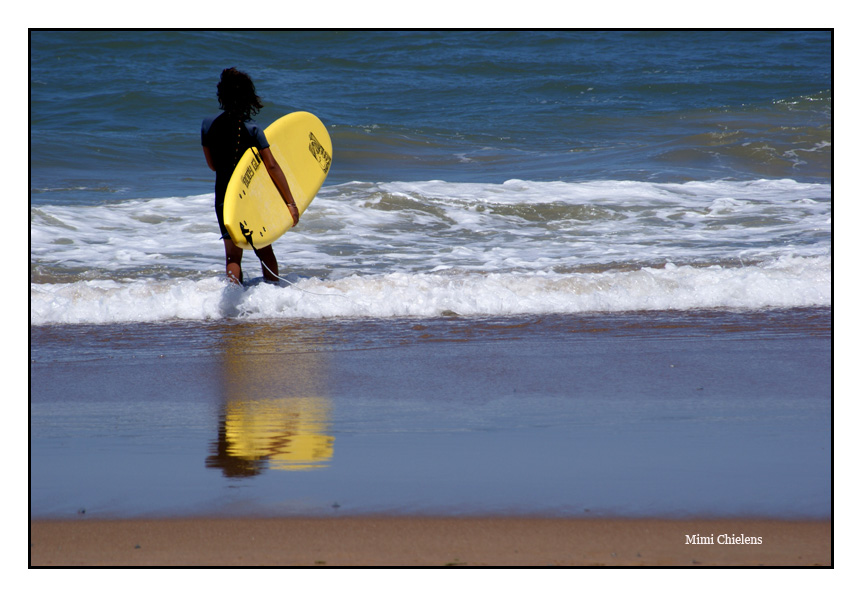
top-left (30, 310), bottom-right (831, 566)
top-left (30, 31), bottom-right (832, 569)
top-left (30, 517), bottom-right (830, 567)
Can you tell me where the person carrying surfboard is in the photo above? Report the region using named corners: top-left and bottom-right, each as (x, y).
top-left (202, 67), bottom-right (299, 285)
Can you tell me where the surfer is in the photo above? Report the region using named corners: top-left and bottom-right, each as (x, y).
top-left (202, 67), bottom-right (299, 285)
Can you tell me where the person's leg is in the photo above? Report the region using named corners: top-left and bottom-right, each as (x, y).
top-left (223, 238), bottom-right (244, 285)
top-left (255, 245), bottom-right (280, 282)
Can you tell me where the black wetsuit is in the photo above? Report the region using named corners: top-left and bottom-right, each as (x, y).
top-left (201, 112), bottom-right (269, 238)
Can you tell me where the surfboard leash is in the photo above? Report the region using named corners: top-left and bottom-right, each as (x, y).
top-left (259, 260), bottom-right (354, 301)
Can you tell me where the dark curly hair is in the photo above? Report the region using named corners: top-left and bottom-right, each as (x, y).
top-left (217, 67), bottom-right (264, 120)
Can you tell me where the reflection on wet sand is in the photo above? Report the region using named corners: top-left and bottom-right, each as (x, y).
top-left (207, 321), bottom-right (334, 477)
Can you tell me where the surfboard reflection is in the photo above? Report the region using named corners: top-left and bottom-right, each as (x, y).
top-left (208, 397), bottom-right (333, 477)
top-left (207, 322), bottom-right (334, 478)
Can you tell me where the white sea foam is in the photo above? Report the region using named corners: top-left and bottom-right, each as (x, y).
top-left (30, 179), bottom-right (831, 324)
top-left (30, 255), bottom-right (831, 325)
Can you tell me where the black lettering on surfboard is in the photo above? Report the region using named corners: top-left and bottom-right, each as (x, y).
top-left (242, 164), bottom-right (255, 188)
top-left (308, 132), bottom-right (331, 173)
top-left (242, 148), bottom-right (263, 189)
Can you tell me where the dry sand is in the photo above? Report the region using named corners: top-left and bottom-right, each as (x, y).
top-left (30, 517), bottom-right (831, 567)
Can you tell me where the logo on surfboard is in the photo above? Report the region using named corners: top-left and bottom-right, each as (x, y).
top-left (308, 132), bottom-right (331, 174)
top-left (242, 148), bottom-right (263, 189)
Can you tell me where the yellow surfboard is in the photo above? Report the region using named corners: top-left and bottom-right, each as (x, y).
top-left (224, 111), bottom-right (332, 250)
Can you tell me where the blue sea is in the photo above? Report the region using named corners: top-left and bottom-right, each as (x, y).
top-left (30, 31), bottom-right (832, 521)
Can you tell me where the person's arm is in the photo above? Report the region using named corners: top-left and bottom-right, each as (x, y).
top-left (260, 147), bottom-right (299, 226)
top-left (202, 145), bottom-right (216, 171)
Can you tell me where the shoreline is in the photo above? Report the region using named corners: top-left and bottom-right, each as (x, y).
top-left (30, 516), bottom-right (832, 567)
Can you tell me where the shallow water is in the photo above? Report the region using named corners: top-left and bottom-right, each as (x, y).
top-left (30, 308), bottom-right (831, 519)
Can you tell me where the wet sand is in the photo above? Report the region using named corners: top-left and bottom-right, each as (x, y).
top-left (30, 516), bottom-right (830, 567)
top-left (30, 311), bottom-right (833, 567)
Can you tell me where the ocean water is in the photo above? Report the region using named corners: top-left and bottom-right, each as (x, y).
top-left (30, 31), bottom-right (832, 520)
top-left (30, 30), bottom-right (832, 323)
